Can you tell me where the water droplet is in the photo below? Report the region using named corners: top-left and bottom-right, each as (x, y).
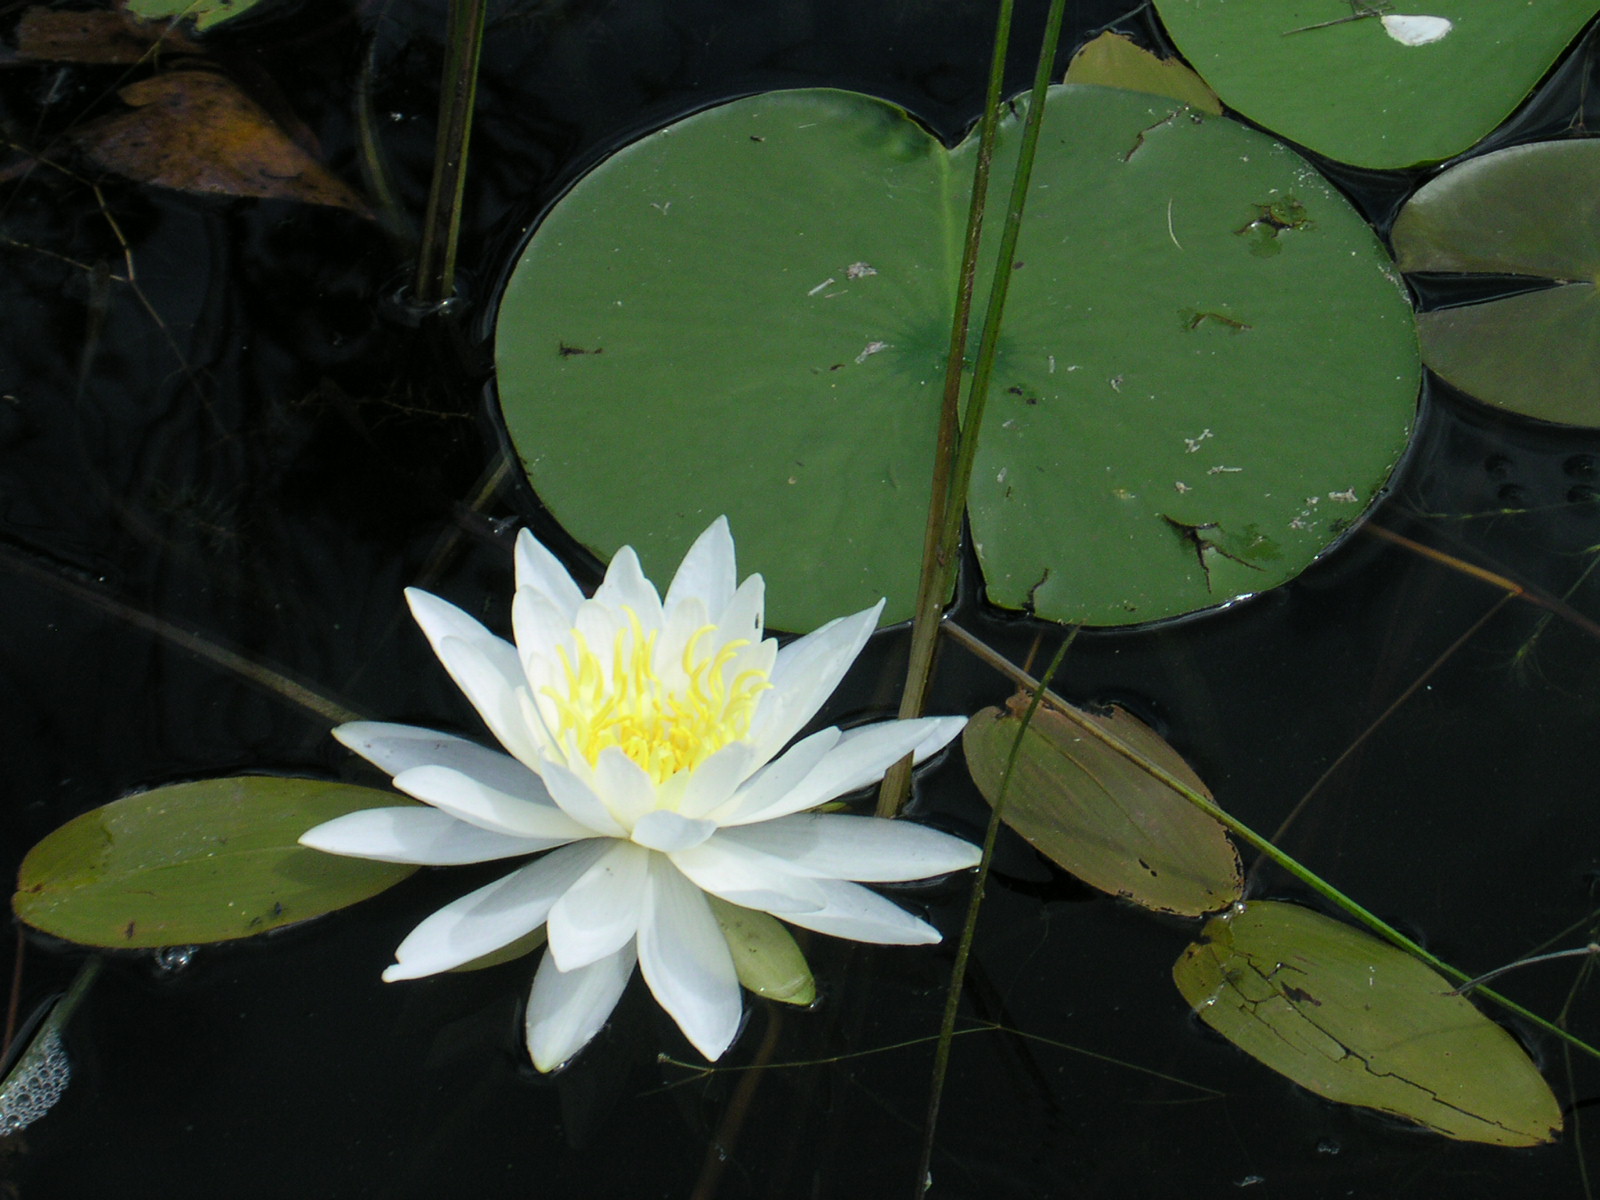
top-left (1316, 1138), bottom-right (1341, 1155)
top-left (1566, 455), bottom-right (1597, 481)
top-left (155, 945), bottom-right (197, 974)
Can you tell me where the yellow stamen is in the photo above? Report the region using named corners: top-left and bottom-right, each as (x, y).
top-left (543, 610), bottom-right (768, 784)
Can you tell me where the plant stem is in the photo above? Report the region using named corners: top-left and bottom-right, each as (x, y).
top-left (941, 620), bottom-right (1600, 1064)
top-left (879, 0), bottom-right (1069, 817)
top-left (414, 0), bottom-right (487, 305)
top-left (916, 631), bottom-right (1076, 1197)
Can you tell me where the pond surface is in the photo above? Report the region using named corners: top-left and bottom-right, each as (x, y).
top-left (3, 1), bottom-right (1600, 1197)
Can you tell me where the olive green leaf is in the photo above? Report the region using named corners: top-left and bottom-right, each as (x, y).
top-left (1393, 138), bottom-right (1600, 425)
top-left (710, 895), bottom-right (817, 1006)
top-left (495, 86), bottom-right (1417, 629)
top-left (13, 777), bottom-right (418, 948)
top-left (1063, 30), bottom-right (1222, 115)
top-left (1173, 900), bottom-right (1563, 1146)
top-left (962, 697), bottom-right (1241, 915)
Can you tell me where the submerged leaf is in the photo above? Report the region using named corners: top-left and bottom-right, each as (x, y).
top-left (1063, 31), bottom-right (1222, 115)
top-left (1393, 139), bottom-right (1600, 425)
top-left (495, 86), bottom-right (1417, 630)
top-left (12, 777), bottom-right (417, 948)
top-left (1152, 0), bottom-right (1599, 169)
top-left (13, 8), bottom-right (199, 63)
top-left (962, 698), bottom-right (1240, 916)
top-left (72, 69), bottom-right (372, 215)
top-left (710, 895), bottom-right (817, 1006)
top-left (1173, 901), bottom-right (1562, 1146)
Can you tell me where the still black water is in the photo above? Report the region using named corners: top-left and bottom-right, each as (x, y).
top-left (3, 1), bottom-right (1600, 1196)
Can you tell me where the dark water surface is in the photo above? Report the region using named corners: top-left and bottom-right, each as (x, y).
top-left (3, 1), bottom-right (1600, 1196)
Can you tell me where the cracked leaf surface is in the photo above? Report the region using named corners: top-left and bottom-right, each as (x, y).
top-left (1173, 900), bottom-right (1562, 1146)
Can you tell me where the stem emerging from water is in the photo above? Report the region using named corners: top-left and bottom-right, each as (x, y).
top-left (414, 0), bottom-right (487, 304)
top-left (879, 0), bottom-right (1070, 818)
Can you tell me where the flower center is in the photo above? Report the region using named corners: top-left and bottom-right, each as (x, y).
top-left (544, 614), bottom-right (768, 784)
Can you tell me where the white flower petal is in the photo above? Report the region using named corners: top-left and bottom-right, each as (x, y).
top-left (638, 857), bottom-right (743, 1061)
top-left (592, 545), bottom-right (663, 629)
top-left (515, 527), bottom-right (586, 620)
top-left (1381, 13), bottom-right (1451, 45)
top-left (716, 813), bottom-right (979, 881)
top-left (663, 516), bottom-right (736, 618)
top-left (535, 756), bottom-right (629, 837)
top-left (672, 742), bottom-right (760, 820)
top-left (512, 587), bottom-right (576, 674)
top-left (432, 634), bottom-right (544, 768)
top-left (632, 810), bottom-right (719, 852)
top-left (669, 839), bottom-right (827, 914)
top-left (546, 841), bottom-right (649, 970)
top-left (405, 588), bottom-right (524, 690)
top-left (747, 601), bottom-right (883, 760)
top-left (706, 727), bottom-right (842, 825)
top-left (723, 716), bottom-right (961, 826)
top-left (592, 747), bottom-right (660, 827)
top-left (525, 941), bottom-right (637, 1072)
top-left (383, 841), bottom-right (606, 980)
top-left (300, 806), bottom-right (558, 864)
top-left (391, 763), bottom-right (595, 840)
top-left (336, 720), bottom-right (559, 802)
top-left (714, 573), bottom-right (765, 641)
top-left (775, 877), bottom-right (943, 944)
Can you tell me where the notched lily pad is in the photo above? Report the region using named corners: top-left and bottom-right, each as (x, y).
top-left (1173, 900), bottom-right (1562, 1146)
top-left (13, 777), bottom-right (417, 948)
top-left (1152, 0), bottom-right (1600, 169)
top-left (496, 86), bottom-right (1417, 630)
top-left (962, 697), bottom-right (1241, 916)
top-left (1393, 138), bottom-right (1600, 425)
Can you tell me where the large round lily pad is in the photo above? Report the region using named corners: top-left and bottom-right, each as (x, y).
top-left (1152, 0), bottom-right (1599, 169)
top-left (495, 86), bottom-right (1418, 630)
top-left (1392, 138), bottom-right (1600, 425)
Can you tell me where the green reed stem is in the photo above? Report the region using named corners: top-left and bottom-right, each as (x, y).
top-left (879, 0), bottom-right (1069, 818)
top-left (916, 631), bottom-right (1075, 1197)
top-left (414, 0), bottom-right (487, 304)
top-left (940, 620), bottom-right (1600, 1065)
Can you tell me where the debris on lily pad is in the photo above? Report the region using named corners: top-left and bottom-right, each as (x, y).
top-left (1392, 138), bottom-right (1600, 426)
top-left (963, 695), bottom-right (1241, 916)
top-left (1173, 900), bottom-right (1563, 1146)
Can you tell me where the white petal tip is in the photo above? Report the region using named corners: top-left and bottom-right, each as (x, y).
top-left (1380, 14), bottom-right (1452, 45)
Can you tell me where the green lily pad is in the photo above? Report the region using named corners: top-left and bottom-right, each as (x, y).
top-left (709, 895), bottom-right (817, 1006)
top-left (12, 777), bottom-right (417, 948)
top-left (1063, 31), bottom-right (1223, 116)
top-left (495, 85), bottom-right (1417, 629)
top-left (962, 697), bottom-right (1241, 915)
top-left (1152, 0), bottom-right (1599, 169)
top-left (1392, 138), bottom-right (1600, 425)
top-left (1173, 900), bottom-right (1563, 1146)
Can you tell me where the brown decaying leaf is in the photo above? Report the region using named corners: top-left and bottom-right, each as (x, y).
top-left (71, 69), bottom-right (372, 215)
top-left (14, 7), bottom-right (200, 64)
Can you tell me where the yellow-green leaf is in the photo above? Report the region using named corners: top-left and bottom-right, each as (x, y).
top-left (1172, 900), bottom-right (1562, 1146)
top-left (1063, 31), bottom-right (1223, 115)
top-left (710, 896), bottom-right (816, 1006)
top-left (13, 777), bottom-right (417, 948)
top-left (962, 698), bottom-right (1241, 916)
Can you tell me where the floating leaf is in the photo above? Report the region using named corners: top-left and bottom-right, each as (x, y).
top-left (494, 86), bottom-right (1417, 629)
top-left (1063, 31), bottom-right (1222, 115)
top-left (125, 0), bottom-right (270, 32)
top-left (72, 69), bottom-right (372, 215)
top-left (1152, 0), bottom-right (1599, 168)
top-left (1172, 900), bottom-right (1562, 1146)
top-left (710, 895), bottom-right (817, 1006)
top-left (962, 697), bottom-right (1240, 915)
top-left (13, 777), bottom-right (417, 948)
top-left (14, 7), bottom-right (199, 63)
top-left (1392, 139), bottom-right (1600, 425)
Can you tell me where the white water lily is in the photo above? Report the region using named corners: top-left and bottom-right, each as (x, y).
top-left (301, 518), bottom-right (977, 1070)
